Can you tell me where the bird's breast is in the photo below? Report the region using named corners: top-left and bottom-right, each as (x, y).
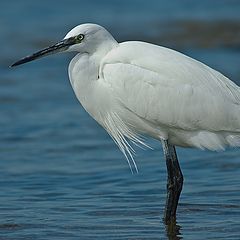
top-left (68, 53), bottom-right (115, 126)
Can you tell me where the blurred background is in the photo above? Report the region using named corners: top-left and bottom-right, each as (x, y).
top-left (1, 0), bottom-right (240, 239)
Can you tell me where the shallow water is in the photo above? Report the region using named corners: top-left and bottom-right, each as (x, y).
top-left (1, 1), bottom-right (240, 239)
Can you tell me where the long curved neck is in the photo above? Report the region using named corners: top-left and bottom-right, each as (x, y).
top-left (69, 38), bottom-right (118, 86)
top-left (68, 41), bottom-right (118, 123)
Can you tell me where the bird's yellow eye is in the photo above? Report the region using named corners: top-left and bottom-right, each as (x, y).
top-left (75, 34), bottom-right (84, 43)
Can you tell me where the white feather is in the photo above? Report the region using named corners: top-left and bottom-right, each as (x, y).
top-left (66, 24), bottom-right (240, 167)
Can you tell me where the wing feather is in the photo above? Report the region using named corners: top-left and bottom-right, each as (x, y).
top-left (101, 42), bottom-right (240, 132)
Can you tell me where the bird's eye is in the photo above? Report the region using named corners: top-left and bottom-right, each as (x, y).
top-left (75, 34), bottom-right (84, 43)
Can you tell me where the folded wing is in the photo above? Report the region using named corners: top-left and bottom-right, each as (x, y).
top-left (101, 41), bottom-right (240, 133)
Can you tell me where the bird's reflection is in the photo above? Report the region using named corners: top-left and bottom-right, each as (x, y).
top-left (164, 220), bottom-right (182, 240)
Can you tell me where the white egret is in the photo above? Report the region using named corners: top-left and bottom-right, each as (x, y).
top-left (11, 23), bottom-right (240, 224)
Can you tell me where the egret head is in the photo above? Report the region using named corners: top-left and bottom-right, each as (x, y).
top-left (11, 23), bottom-right (116, 67)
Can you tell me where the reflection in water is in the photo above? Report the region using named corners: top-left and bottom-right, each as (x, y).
top-left (165, 220), bottom-right (182, 240)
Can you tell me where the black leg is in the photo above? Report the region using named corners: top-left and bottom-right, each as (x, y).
top-left (161, 139), bottom-right (184, 225)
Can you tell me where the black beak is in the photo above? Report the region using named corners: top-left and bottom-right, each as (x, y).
top-left (10, 38), bottom-right (75, 67)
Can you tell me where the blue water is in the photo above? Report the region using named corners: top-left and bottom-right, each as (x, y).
top-left (1, 1), bottom-right (240, 239)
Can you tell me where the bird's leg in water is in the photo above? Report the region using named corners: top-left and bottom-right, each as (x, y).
top-left (161, 139), bottom-right (184, 224)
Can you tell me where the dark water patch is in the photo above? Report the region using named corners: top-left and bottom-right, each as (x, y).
top-left (218, 162), bottom-right (240, 171)
top-left (162, 20), bottom-right (240, 49)
top-left (0, 96), bottom-right (20, 103)
top-left (122, 20), bottom-right (240, 50)
top-left (0, 77), bottom-right (18, 86)
top-left (0, 223), bottom-right (22, 230)
top-left (180, 202), bottom-right (240, 213)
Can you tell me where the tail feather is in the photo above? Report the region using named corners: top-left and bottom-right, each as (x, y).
top-left (226, 134), bottom-right (240, 147)
top-left (188, 131), bottom-right (240, 151)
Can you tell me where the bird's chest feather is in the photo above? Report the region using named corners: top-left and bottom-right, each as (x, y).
top-left (68, 53), bottom-right (114, 125)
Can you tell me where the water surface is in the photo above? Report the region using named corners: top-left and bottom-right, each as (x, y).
top-left (1, 1), bottom-right (240, 239)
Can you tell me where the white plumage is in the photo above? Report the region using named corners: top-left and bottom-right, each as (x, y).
top-left (11, 23), bottom-right (240, 221)
top-left (66, 24), bottom-right (240, 170)
top-left (11, 23), bottom-right (240, 171)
